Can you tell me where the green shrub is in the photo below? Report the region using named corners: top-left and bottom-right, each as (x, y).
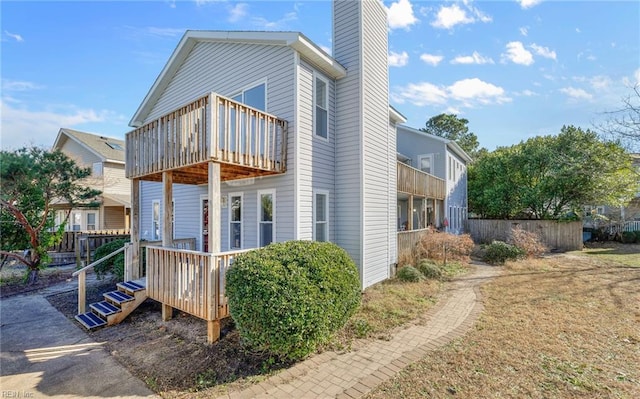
top-left (225, 241), bottom-right (361, 361)
top-left (396, 265), bottom-right (425, 282)
top-left (417, 259), bottom-right (442, 280)
top-left (93, 239), bottom-right (128, 280)
top-left (635, 231), bottom-right (640, 243)
top-left (483, 241), bottom-right (525, 265)
top-left (621, 231), bottom-right (638, 244)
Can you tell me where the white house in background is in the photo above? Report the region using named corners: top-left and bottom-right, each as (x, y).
top-left (52, 128), bottom-right (130, 231)
top-left (121, 0), bottom-right (470, 342)
top-left (397, 125), bottom-right (472, 234)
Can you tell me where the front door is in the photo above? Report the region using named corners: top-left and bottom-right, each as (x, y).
top-left (202, 198), bottom-right (209, 252)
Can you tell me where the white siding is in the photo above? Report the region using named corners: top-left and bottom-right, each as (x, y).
top-left (59, 139), bottom-right (100, 167)
top-left (102, 163), bottom-right (129, 196)
top-left (334, 0), bottom-right (391, 288)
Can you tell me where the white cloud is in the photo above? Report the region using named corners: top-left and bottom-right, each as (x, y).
top-left (387, 0), bottom-right (418, 30)
top-left (420, 53), bottom-right (444, 66)
top-left (530, 44), bottom-right (557, 60)
top-left (559, 87), bottom-right (593, 100)
top-left (590, 75), bottom-right (611, 90)
top-left (251, 11), bottom-right (297, 29)
top-left (391, 82), bottom-right (448, 106)
top-left (634, 68), bottom-right (640, 85)
top-left (448, 78), bottom-right (509, 105)
top-left (576, 28), bottom-right (581, 33)
top-left (388, 51), bottom-right (409, 67)
top-left (519, 0), bottom-right (543, 9)
top-left (0, 100), bottom-right (118, 150)
top-left (431, 4), bottom-right (473, 29)
top-left (519, 26), bottom-right (528, 36)
top-left (431, 2), bottom-right (491, 30)
top-left (320, 45), bottom-right (332, 56)
top-left (451, 51), bottom-right (494, 65)
top-left (392, 78), bottom-right (510, 109)
top-left (4, 31), bottom-right (24, 42)
top-left (228, 3), bottom-right (248, 23)
top-left (2, 79), bottom-right (43, 91)
top-left (519, 89), bottom-right (538, 96)
top-left (502, 41), bottom-right (534, 65)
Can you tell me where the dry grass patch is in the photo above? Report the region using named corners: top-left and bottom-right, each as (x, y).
top-left (366, 253), bottom-right (640, 398)
top-left (578, 242), bottom-right (640, 267)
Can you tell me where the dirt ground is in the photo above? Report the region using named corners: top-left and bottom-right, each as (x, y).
top-left (0, 261), bottom-right (75, 298)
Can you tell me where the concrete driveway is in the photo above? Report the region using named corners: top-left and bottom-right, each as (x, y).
top-left (1, 293), bottom-right (157, 398)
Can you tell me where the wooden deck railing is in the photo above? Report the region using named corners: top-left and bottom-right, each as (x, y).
top-left (126, 93), bottom-right (288, 180)
top-left (397, 162), bottom-right (445, 200)
top-left (145, 246), bottom-right (253, 322)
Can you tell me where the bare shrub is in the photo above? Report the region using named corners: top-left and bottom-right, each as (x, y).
top-left (508, 227), bottom-right (548, 258)
top-left (415, 227), bottom-right (475, 264)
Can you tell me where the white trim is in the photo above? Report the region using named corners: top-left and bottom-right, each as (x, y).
top-left (313, 73), bottom-right (329, 140)
top-left (151, 199), bottom-right (160, 240)
top-left (313, 189), bottom-right (329, 242)
top-left (294, 52), bottom-right (300, 239)
top-left (228, 192), bottom-right (243, 250)
top-left (199, 194), bottom-right (207, 252)
top-left (257, 189), bottom-right (276, 247)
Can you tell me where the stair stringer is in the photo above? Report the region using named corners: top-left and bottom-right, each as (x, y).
top-left (105, 289), bottom-right (148, 326)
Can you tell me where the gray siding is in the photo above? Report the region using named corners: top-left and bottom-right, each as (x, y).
top-left (334, 0), bottom-right (391, 288)
top-left (397, 126), bottom-right (448, 181)
top-left (137, 39), bottom-right (299, 249)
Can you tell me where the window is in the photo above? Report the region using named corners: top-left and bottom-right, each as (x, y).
top-left (314, 76), bottom-right (328, 138)
top-left (229, 194), bottom-right (243, 250)
top-left (418, 154), bottom-right (433, 174)
top-left (72, 212), bottom-right (81, 231)
top-left (106, 142), bottom-right (124, 151)
top-left (92, 162), bottom-right (103, 177)
top-left (152, 200), bottom-right (160, 240)
top-left (87, 213), bottom-right (96, 230)
top-left (231, 82), bottom-right (266, 111)
top-left (258, 190), bottom-right (275, 246)
top-left (314, 191), bottom-right (329, 241)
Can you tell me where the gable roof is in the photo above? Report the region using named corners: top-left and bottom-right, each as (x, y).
top-left (52, 128), bottom-right (125, 164)
top-left (129, 30), bottom-right (347, 127)
top-left (397, 124), bottom-right (473, 164)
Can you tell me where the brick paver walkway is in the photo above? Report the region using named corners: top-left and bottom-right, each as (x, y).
top-left (217, 263), bottom-right (500, 399)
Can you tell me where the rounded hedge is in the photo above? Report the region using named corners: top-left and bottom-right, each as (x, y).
top-left (396, 265), bottom-right (424, 282)
top-left (225, 240), bottom-right (361, 361)
top-left (483, 240), bottom-right (525, 265)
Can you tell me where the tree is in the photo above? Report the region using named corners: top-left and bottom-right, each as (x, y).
top-left (420, 113), bottom-right (485, 159)
top-left (468, 126), bottom-right (639, 219)
top-left (0, 147), bottom-right (100, 283)
top-left (598, 84), bottom-right (640, 152)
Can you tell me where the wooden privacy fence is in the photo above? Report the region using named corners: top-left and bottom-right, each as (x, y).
top-left (465, 219), bottom-right (583, 251)
top-left (50, 229), bottom-right (130, 253)
top-left (397, 228), bottom-right (430, 263)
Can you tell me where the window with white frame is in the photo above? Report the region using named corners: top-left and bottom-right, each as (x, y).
top-left (72, 212), bottom-right (81, 231)
top-left (258, 190), bottom-right (275, 246)
top-left (314, 76), bottom-right (328, 138)
top-left (87, 212), bottom-right (96, 231)
top-left (314, 191), bottom-right (329, 241)
top-left (232, 82), bottom-right (266, 111)
top-left (152, 200), bottom-right (160, 240)
top-left (92, 162), bottom-right (103, 177)
top-left (229, 194), bottom-right (243, 249)
top-left (418, 154), bottom-right (433, 174)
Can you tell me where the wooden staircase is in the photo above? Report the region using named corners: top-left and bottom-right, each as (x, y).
top-left (75, 279), bottom-right (147, 330)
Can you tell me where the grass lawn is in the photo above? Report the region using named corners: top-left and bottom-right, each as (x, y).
top-left (366, 245), bottom-right (640, 398)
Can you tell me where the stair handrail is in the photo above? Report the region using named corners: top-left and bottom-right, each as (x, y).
top-left (73, 245), bottom-right (126, 315)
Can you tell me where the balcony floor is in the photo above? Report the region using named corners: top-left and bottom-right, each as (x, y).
top-left (137, 160), bottom-right (283, 185)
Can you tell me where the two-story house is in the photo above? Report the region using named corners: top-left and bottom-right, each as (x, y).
top-left (52, 128), bottom-right (130, 231)
top-left (117, 0), bottom-right (469, 342)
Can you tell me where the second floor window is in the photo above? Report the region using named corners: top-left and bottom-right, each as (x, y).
top-left (232, 82), bottom-right (266, 111)
top-left (315, 76), bottom-right (328, 138)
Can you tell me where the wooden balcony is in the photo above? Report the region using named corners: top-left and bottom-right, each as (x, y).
top-left (397, 162), bottom-right (445, 200)
top-left (125, 93), bottom-right (288, 185)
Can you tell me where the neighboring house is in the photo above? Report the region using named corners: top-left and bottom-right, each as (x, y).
top-left (52, 128), bottom-right (130, 231)
top-left (121, 0), bottom-right (469, 341)
top-left (397, 125), bottom-right (472, 234)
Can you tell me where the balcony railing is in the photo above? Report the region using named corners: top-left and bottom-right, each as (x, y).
top-left (126, 93), bottom-right (288, 181)
top-left (397, 162), bottom-right (445, 199)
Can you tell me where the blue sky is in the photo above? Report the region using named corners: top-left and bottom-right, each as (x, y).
top-left (2, 0), bottom-right (639, 151)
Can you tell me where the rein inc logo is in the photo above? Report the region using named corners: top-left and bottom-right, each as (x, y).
top-left (1, 392), bottom-right (34, 398)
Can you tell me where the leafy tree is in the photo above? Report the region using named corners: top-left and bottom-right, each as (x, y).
top-left (469, 126), bottom-right (639, 219)
top-left (0, 147), bottom-right (100, 283)
top-left (420, 113), bottom-right (485, 159)
top-left (598, 84), bottom-right (640, 152)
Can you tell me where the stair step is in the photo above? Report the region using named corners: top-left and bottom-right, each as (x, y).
top-left (75, 312), bottom-right (107, 329)
top-left (90, 301), bottom-right (121, 317)
top-left (104, 290), bottom-right (134, 305)
top-left (117, 280), bottom-right (145, 294)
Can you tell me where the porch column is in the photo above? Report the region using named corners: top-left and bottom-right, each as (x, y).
top-left (130, 178), bottom-right (140, 280)
top-left (207, 162), bottom-right (221, 343)
top-left (407, 194), bottom-right (414, 230)
top-left (161, 171), bottom-right (174, 321)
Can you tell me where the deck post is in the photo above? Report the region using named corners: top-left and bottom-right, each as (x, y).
top-left (130, 178), bottom-right (140, 280)
top-left (207, 320), bottom-right (220, 343)
top-left (162, 171), bottom-right (174, 320)
top-left (208, 162), bottom-right (221, 253)
top-left (408, 194), bottom-right (414, 230)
